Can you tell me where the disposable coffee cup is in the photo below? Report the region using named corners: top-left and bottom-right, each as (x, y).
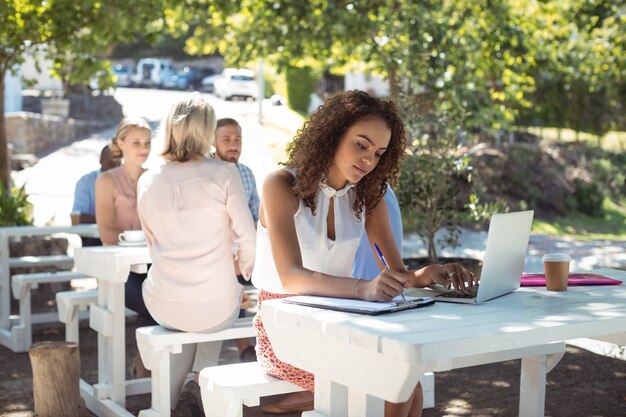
top-left (70, 211), bottom-right (81, 225)
top-left (118, 230), bottom-right (145, 243)
top-left (543, 253), bottom-right (571, 291)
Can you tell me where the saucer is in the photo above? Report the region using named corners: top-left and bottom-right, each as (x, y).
top-left (118, 240), bottom-right (147, 247)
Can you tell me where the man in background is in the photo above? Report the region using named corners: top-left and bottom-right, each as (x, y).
top-left (352, 187), bottom-right (403, 279)
top-left (71, 144), bottom-right (120, 246)
top-left (214, 118), bottom-right (260, 223)
top-left (214, 118), bottom-right (259, 362)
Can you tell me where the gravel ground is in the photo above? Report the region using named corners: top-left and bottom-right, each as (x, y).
top-left (1, 285), bottom-right (626, 417)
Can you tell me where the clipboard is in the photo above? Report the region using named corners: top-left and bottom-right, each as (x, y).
top-left (282, 295), bottom-right (435, 315)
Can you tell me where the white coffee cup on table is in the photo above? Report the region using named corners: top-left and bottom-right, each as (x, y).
top-left (118, 230), bottom-right (145, 243)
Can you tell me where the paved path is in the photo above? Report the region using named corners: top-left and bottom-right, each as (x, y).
top-left (403, 227), bottom-right (626, 273)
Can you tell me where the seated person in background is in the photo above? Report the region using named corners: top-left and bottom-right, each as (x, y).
top-left (213, 117), bottom-right (259, 363)
top-left (71, 144), bottom-right (120, 246)
top-left (137, 94), bottom-right (256, 415)
top-left (352, 186), bottom-right (403, 280)
top-left (95, 116), bottom-right (155, 378)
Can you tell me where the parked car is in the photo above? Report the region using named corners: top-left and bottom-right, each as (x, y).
top-left (164, 67), bottom-right (217, 90)
top-left (134, 58), bottom-right (175, 88)
top-left (188, 67), bottom-right (216, 90)
top-left (162, 71), bottom-right (185, 89)
top-left (112, 64), bottom-right (136, 87)
top-left (213, 68), bottom-right (259, 101)
top-left (200, 74), bottom-right (222, 93)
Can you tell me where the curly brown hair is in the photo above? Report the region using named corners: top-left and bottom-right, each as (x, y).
top-left (285, 90), bottom-right (406, 220)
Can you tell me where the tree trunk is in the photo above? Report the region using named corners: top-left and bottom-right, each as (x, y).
top-left (29, 341), bottom-right (86, 417)
top-left (387, 64), bottom-right (400, 103)
top-left (0, 71), bottom-right (9, 190)
top-left (427, 233), bottom-right (438, 264)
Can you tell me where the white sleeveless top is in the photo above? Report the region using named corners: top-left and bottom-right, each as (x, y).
top-left (251, 172), bottom-right (365, 294)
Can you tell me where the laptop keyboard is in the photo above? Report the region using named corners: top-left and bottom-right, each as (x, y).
top-left (437, 285), bottom-right (479, 299)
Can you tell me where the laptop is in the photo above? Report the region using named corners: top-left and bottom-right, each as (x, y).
top-left (434, 210), bottom-right (534, 304)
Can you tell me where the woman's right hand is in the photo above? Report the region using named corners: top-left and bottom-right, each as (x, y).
top-left (356, 269), bottom-right (408, 302)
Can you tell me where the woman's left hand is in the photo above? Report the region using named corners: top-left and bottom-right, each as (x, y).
top-left (426, 263), bottom-right (478, 294)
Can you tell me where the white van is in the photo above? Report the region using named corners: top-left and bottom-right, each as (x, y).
top-left (135, 58), bottom-right (175, 88)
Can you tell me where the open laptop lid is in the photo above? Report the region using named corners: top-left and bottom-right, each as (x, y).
top-left (436, 210), bottom-right (534, 304)
top-left (475, 210), bottom-right (534, 303)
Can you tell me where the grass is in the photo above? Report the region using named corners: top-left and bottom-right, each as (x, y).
top-left (402, 198), bottom-right (626, 242)
top-left (533, 197), bottom-right (626, 241)
top-left (524, 127), bottom-right (626, 153)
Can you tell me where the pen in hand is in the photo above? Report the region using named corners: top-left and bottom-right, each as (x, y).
top-left (373, 242), bottom-right (406, 301)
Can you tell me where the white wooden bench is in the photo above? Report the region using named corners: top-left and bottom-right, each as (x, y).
top-left (0, 224), bottom-right (99, 352)
top-left (11, 271), bottom-right (93, 349)
top-left (199, 361), bottom-right (303, 417)
top-left (56, 289), bottom-right (138, 344)
top-left (8, 254), bottom-right (74, 269)
top-left (198, 362), bottom-right (435, 417)
top-left (136, 316), bottom-right (257, 417)
top-left (56, 289), bottom-right (97, 343)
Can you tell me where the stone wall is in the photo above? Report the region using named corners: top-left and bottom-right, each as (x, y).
top-left (22, 94), bottom-right (123, 122)
top-left (6, 112), bottom-right (76, 154)
top-left (9, 94), bottom-right (123, 155)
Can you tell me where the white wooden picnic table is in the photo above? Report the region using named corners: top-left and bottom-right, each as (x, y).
top-left (74, 245), bottom-right (151, 417)
top-left (0, 224), bottom-right (99, 352)
top-left (262, 268), bottom-right (626, 417)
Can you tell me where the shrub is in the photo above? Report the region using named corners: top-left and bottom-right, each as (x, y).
top-left (395, 97), bottom-right (497, 263)
top-left (285, 65), bottom-right (316, 114)
top-left (0, 184), bottom-right (33, 226)
top-left (573, 179), bottom-right (605, 217)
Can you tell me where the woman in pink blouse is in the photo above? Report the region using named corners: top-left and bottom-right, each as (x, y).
top-left (95, 116), bottom-right (155, 378)
top-left (137, 94), bottom-right (256, 412)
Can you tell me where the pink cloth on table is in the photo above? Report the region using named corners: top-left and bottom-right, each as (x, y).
top-left (521, 273), bottom-right (622, 286)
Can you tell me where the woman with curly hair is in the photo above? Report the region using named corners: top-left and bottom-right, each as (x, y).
top-left (252, 90), bottom-right (476, 416)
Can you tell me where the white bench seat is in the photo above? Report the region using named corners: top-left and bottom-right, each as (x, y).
top-left (198, 362), bottom-right (434, 417)
top-left (56, 289), bottom-right (97, 343)
top-left (8, 271), bottom-right (92, 351)
top-left (9, 254), bottom-right (74, 269)
top-left (199, 361), bottom-right (304, 417)
top-left (136, 317), bottom-right (256, 417)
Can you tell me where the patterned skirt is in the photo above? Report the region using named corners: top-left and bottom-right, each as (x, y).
top-left (253, 289), bottom-right (315, 392)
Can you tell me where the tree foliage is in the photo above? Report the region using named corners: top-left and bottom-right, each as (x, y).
top-left (162, 0), bottom-right (624, 257)
top-left (0, 0), bottom-right (166, 188)
top-left (168, 0), bottom-right (623, 133)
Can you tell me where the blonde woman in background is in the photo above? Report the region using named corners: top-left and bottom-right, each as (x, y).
top-left (137, 94), bottom-right (256, 415)
top-left (95, 116), bottom-right (156, 377)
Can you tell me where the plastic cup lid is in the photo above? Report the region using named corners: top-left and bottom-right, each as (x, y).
top-left (542, 253), bottom-right (572, 262)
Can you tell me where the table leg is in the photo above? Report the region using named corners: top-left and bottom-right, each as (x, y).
top-left (90, 277), bottom-right (128, 406)
top-left (304, 375), bottom-right (385, 417)
top-left (0, 234), bottom-right (10, 330)
top-left (304, 375), bottom-right (347, 417)
top-left (111, 280), bottom-right (127, 405)
top-left (519, 355), bottom-right (548, 417)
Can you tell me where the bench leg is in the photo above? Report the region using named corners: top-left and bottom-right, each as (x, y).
top-left (13, 285), bottom-right (32, 352)
top-left (138, 344), bottom-right (173, 417)
top-left (66, 306), bottom-right (80, 343)
top-left (201, 388), bottom-right (236, 417)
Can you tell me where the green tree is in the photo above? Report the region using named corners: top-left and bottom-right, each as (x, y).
top-left (0, 0), bottom-right (165, 188)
